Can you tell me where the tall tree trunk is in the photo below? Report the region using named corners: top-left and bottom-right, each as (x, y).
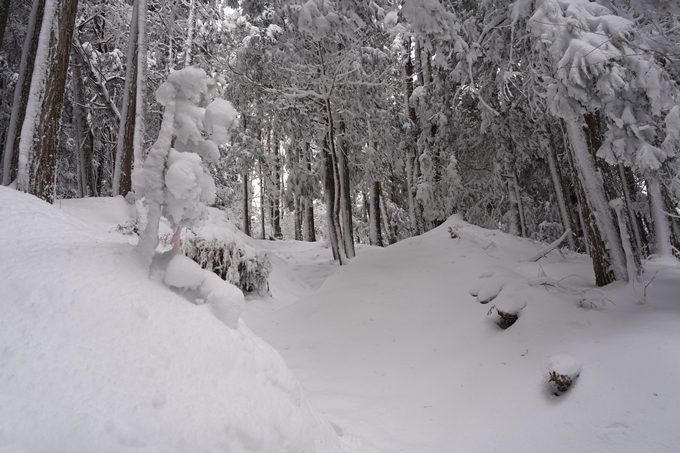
top-left (242, 171), bottom-right (251, 236)
top-left (133, 0), bottom-right (148, 193)
top-left (271, 131), bottom-right (282, 239)
top-left (369, 181), bottom-right (384, 247)
top-left (546, 122), bottom-right (575, 250)
top-left (618, 163), bottom-right (643, 255)
top-left (661, 182), bottom-right (680, 252)
top-left (71, 48), bottom-right (96, 197)
top-left (184, 0), bottom-right (196, 67)
top-left (2, 0), bottom-right (46, 186)
top-left (337, 120), bottom-right (355, 258)
top-left (403, 36), bottom-right (423, 236)
top-left (305, 198), bottom-right (316, 242)
top-left (294, 193), bottom-right (303, 241)
top-left (112, 0), bottom-right (139, 197)
top-left (323, 138), bottom-right (340, 261)
top-left (301, 140), bottom-right (316, 242)
top-left (317, 43), bottom-right (346, 263)
top-left (379, 182), bottom-right (397, 244)
top-left (259, 155), bottom-right (266, 240)
top-left (647, 176), bottom-right (680, 258)
top-left (561, 117), bottom-right (626, 285)
top-left (16, 0), bottom-right (79, 203)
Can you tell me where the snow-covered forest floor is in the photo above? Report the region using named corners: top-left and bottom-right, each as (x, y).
top-left (2, 186), bottom-right (680, 452)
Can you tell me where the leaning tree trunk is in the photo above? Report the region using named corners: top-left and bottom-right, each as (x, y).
top-left (2, 0), bottom-right (46, 186)
top-left (561, 117), bottom-right (627, 286)
top-left (16, 0), bottom-right (79, 203)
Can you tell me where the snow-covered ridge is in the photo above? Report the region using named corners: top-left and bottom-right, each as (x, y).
top-left (0, 187), bottom-right (343, 453)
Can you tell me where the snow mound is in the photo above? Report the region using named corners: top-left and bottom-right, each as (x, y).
top-left (164, 253), bottom-right (206, 289)
top-left (0, 187), bottom-right (343, 453)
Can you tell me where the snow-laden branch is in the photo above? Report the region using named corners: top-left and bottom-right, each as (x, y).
top-left (527, 229), bottom-right (571, 262)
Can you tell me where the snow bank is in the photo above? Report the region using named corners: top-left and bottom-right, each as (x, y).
top-left (248, 214), bottom-right (680, 453)
top-left (0, 187), bottom-right (343, 453)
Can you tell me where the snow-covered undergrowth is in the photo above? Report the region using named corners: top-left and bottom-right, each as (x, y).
top-left (180, 209), bottom-right (271, 294)
top-left (0, 187), bottom-right (342, 453)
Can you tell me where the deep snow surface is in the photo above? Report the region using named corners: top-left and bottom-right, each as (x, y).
top-left (2, 187), bottom-right (680, 452)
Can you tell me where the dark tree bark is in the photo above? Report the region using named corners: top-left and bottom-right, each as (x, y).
top-left (378, 182), bottom-right (397, 245)
top-left (112, 0), bottom-right (139, 197)
top-left (561, 117), bottom-right (626, 286)
top-left (301, 141), bottom-right (316, 242)
top-left (2, 0), bottom-right (45, 186)
top-left (0, 0), bottom-right (11, 49)
top-left (271, 130), bottom-right (282, 239)
top-left (259, 155), bottom-right (266, 240)
top-left (242, 171), bottom-right (251, 236)
top-left (17, 0), bottom-right (79, 203)
top-left (369, 181), bottom-right (384, 247)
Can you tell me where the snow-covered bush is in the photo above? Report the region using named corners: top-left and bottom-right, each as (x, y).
top-left (547, 355), bottom-right (582, 396)
top-left (182, 230), bottom-right (271, 293)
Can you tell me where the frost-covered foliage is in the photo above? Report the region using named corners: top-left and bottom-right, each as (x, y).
top-left (182, 229), bottom-right (271, 293)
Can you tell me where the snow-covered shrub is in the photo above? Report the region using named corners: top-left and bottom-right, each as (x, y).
top-left (547, 355), bottom-right (582, 396)
top-left (495, 308), bottom-right (518, 330)
top-left (182, 231), bottom-right (271, 293)
top-left (114, 219), bottom-right (139, 235)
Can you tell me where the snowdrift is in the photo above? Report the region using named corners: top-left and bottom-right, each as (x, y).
top-left (0, 187), bottom-right (342, 453)
top-left (248, 215), bottom-right (680, 453)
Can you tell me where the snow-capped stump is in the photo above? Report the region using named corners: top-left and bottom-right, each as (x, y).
top-left (477, 280), bottom-right (504, 304)
top-left (547, 354), bottom-right (582, 396)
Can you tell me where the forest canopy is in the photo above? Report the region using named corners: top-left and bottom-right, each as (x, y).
top-left (1, 0), bottom-right (679, 286)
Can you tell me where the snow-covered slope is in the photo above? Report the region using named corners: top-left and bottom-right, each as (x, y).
top-left (0, 187), bottom-right (342, 453)
top-left (247, 216), bottom-right (680, 453)
top-left (3, 187), bottom-right (680, 453)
